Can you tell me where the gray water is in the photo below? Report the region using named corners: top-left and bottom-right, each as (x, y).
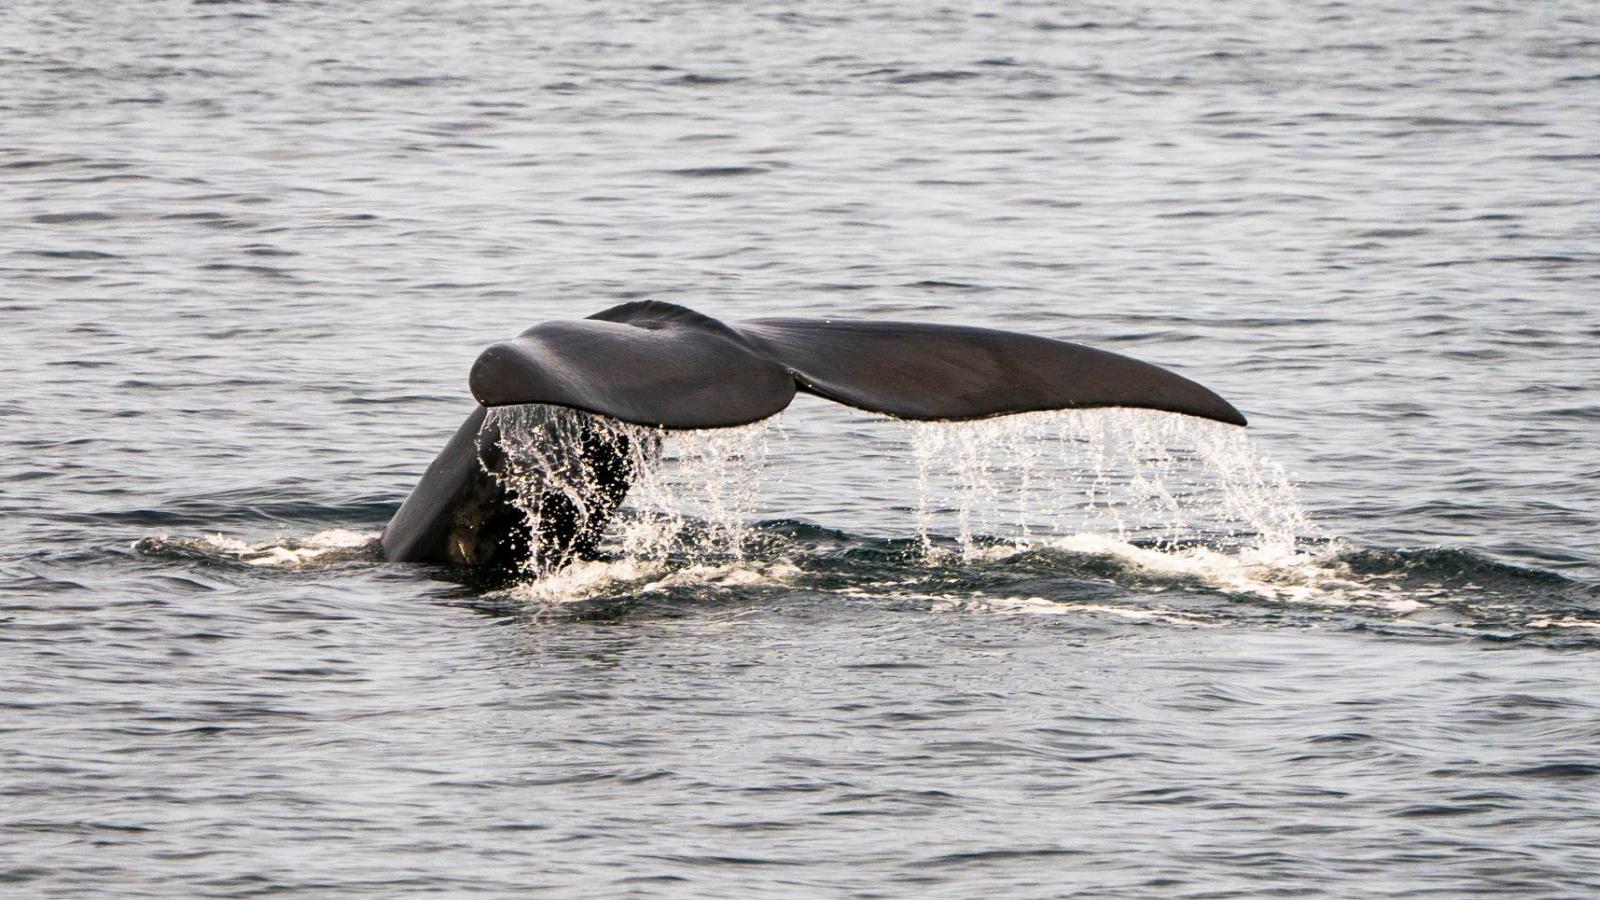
top-left (5, 0), bottom-right (1600, 895)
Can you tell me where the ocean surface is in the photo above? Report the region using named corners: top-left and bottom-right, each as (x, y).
top-left (4, 0), bottom-right (1600, 895)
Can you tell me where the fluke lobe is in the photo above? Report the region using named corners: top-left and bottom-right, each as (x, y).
top-left (381, 301), bottom-right (1247, 574)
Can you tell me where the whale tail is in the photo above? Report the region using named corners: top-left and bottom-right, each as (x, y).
top-left (470, 300), bottom-right (1245, 428)
top-left (385, 302), bottom-right (1247, 572)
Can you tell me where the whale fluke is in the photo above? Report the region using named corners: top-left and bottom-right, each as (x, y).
top-left (739, 316), bottom-right (1247, 426)
top-left (468, 300), bottom-right (1246, 428)
top-left (470, 302), bottom-right (797, 430)
top-left (385, 301), bottom-right (1247, 573)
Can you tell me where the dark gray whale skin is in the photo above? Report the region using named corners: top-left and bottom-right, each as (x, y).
top-left (382, 301), bottom-right (1247, 573)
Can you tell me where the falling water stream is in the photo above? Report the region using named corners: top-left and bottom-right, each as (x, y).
top-left (461, 406), bottom-right (1368, 617)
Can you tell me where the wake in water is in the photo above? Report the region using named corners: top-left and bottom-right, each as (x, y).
top-left (471, 407), bottom-right (1596, 642)
top-left (133, 408), bottom-right (1599, 643)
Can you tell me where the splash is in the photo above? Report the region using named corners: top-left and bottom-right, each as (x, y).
top-left (484, 404), bottom-right (776, 577)
top-left (614, 416), bottom-right (774, 562)
top-left (482, 404), bottom-right (1317, 603)
top-left (907, 409), bottom-right (1309, 559)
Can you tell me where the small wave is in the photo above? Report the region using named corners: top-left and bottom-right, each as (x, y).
top-left (662, 165), bottom-right (768, 177)
top-left (926, 593), bottom-right (1227, 627)
top-left (887, 70), bottom-right (981, 84)
top-left (666, 74), bottom-right (743, 86)
top-left (914, 534), bottom-right (1600, 639)
top-left (31, 212), bottom-right (117, 224)
top-left (1020, 533), bottom-right (1400, 609)
top-left (20, 249), bottom-right (121, 260)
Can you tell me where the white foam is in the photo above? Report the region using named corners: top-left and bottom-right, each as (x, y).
top-left (191, 528), bottom-right (379, 566)
top-left (499, 556), bottom-right (803, 603)
top-left (1526, 617), bottom-right (1600, 631)
top-left (931, 529), bottom-right (1426, 614)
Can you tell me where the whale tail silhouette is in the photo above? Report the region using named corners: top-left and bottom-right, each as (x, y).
top-left (470, 300), bottom-right (1245, 428)
top-left (384, 302), bottom-right (1247, 573)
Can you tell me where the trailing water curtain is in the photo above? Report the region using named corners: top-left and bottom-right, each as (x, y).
top-left (381, 301), bottom-right (1248, 574)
